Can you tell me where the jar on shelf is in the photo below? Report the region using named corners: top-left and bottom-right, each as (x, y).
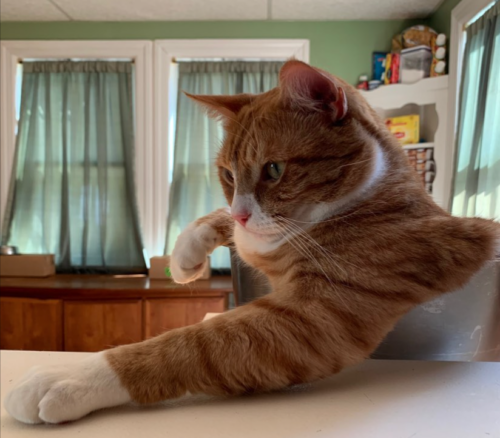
top-left (400, 45), bottom-right (433, 84)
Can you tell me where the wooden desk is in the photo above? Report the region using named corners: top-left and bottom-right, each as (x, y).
top-left (2, 350), bottom-right (500, 438)
top-left (0, 275), bottom-right (232, 352)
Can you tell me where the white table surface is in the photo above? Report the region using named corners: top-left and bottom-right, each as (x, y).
top-left (1, 350), bottom-right (499, 438)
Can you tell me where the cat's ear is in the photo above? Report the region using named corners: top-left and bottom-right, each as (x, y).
top-left (184, 92), bottom-right (254, 120)
top-left (279, 60), bottom-right (347, 121)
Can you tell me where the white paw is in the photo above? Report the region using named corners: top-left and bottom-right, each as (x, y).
top-left (170, 223), bottom-right (219, 284)
top-left (4, 352), bottom-right (131, 424)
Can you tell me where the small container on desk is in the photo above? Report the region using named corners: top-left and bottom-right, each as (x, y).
top-left (149, 255), bottom-right (211, 280)
top-left (0, 254), bottom-right (55, 278)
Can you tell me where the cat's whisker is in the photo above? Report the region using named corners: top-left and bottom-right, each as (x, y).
top-left (249, 110), bottom-right (265, 157)
top-left (276, 218), bottom-right (349, 278)
top-left (334, 157), bottom-right (373, 173)
top-left (226, 113), bottom-right (260, 157)
top-left (277, 217), bottom-right (348, 266)
top-left (277, 217), bottom-right (340, 258)
top-left (220, 127), bottom-right (260, 159)
top-left (284, 201), bottom-right (373, 225)
top-left (279, 216), bottom-right (366, 283)
top-left (272, 222), bottom-right (350, 310)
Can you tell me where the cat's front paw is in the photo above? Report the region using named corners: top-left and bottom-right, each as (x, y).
top-left (4, 353), bottom-right (130, 424)
top-left (170, 223), bottom-right (219, 284)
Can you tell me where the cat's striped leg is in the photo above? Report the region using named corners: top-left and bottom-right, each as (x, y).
top-left (4, 208), bottom-right (236, 424)
top-left (4, 291), bottom-right (360, 424)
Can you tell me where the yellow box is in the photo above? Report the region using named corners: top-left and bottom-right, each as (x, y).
top-left (385, 115), bottom-right (420, 146)
top-left (384, 53), bottom-right (392, 85)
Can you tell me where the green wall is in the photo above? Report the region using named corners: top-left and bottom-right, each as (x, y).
top-left (428, 0), bottom-right (462, 36)
top-left (0, 20), bottom-right (420, 85)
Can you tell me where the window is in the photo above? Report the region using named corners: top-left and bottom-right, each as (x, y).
top-left (446, 0), bottom-right (496, 208)
top-left (0, 41), bottom-right (153, 269)
top-left (3, 60), bottom-right (146, 273)
top-left (449, 1), bottom-right (499, 218)
top-left (0, 40), bottom-right (309, 271)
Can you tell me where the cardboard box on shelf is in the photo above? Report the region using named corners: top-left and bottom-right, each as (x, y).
top-left (149, 255), bottom-right (172, 280)
top-left (0, 254), bottom-right (55, 277)
top-left (384, 53), bottom-right (393, 85)
top-left (372, 51), bottom-right (388, 81)
top-left (390, 53), bottom-right (400, 84)
top-left (385, 115), bottom-right (420, 146)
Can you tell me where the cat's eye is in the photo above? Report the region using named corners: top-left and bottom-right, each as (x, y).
top-left (264, 162), bottom-right (285, 181)
top-left (222, 168), bottom-right (234, 185)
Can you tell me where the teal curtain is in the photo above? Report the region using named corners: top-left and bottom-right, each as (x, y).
top-left (451, 2), bottom-right (500, 220)
top-left (2, 61), bottom-right (146, 274)
top-left (165, 61), bottom-right (284, 269)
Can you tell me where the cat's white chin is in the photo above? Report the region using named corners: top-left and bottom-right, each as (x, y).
top-left (234, 224), bottom-right (285, 255)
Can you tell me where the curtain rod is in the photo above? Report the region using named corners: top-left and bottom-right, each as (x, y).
top-left (172, 57), bottom-right (286, 63)
top-left (18, 59), bottom-right (135, 64)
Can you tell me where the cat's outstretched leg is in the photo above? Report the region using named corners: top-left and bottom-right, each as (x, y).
top-left (5, 290), bottom-right (353, 424)
top-left (4, 208), bottom-right (237, 424)
top-left (170, 207), bottom-right (234, 283)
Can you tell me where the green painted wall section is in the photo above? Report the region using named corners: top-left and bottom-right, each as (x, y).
top-left (0, 20), bottom-right (420, 84)
top-left (428, 0), bottom-right (462, 36)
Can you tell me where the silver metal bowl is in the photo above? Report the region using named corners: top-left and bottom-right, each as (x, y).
top-left (372, 259), bottom-right (500, 362)
top-left (230, 249), bottom-right (500, 362)
top-left (0, 245), bottom-right (19, 255)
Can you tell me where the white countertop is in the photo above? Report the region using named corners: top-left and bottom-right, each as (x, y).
top-left (1, 350), bottom-right (499, 438)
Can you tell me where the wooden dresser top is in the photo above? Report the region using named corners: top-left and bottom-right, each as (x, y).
top-left (0, 275), bottom-right (233, 300)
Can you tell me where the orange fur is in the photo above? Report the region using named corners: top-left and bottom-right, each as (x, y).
top-left (106, 61), bottom-right (500, 404)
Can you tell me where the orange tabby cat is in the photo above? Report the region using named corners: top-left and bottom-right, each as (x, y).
top-left (5, 60), bottom-right (499, 424)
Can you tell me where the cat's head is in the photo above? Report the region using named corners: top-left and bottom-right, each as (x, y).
top-left (187, 60), bottom-right (386, 247)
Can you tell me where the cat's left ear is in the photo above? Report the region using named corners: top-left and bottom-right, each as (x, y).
top-left (184, 92), bottom-right (254, 120)
top-left (279, 60), bottom-right (347, 121)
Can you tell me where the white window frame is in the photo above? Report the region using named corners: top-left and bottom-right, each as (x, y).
top-left (154, 39), bottom-right (309, 256)
top-left (446, 0), bottom-right (495, 208)
top-left (0, 40), bottom-right (154, 256)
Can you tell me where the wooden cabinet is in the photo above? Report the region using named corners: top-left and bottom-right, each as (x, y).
top-left (0, 275), bottom-right (232, 352)
top-left (0, 297), bottom-right (62, 351)
top-left (64, 300), bottom-right (142, 352)
top-left (145, 297), bottom-right (225, 338)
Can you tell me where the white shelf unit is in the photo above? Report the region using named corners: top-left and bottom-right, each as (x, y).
top-left (402, 142), bottom-right (434, 150)
top-left (361, 76), bottom-right (450, 209)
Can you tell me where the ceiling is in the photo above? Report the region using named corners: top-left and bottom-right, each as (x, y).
top-left (1, 0), bottom-right (444, 22)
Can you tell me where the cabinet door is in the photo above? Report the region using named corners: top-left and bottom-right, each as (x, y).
top-left (0, 297), bottom-right (62, 351)
top-left (145, 297), bottom-right (225, 338)
top-left (64, 300), bottom-right (142, 352)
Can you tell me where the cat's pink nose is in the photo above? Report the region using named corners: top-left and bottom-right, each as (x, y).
top-left (232, 211), bottom-right (251, 227)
